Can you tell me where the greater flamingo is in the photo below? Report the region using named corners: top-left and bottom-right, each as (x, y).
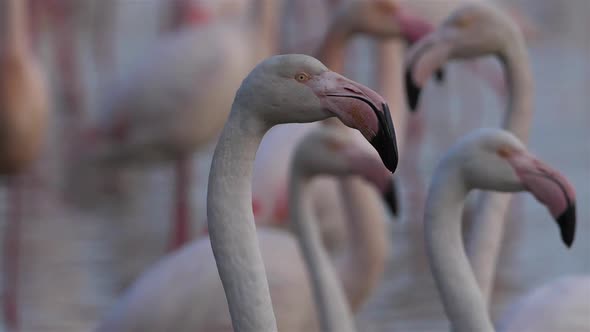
top-left (206, 53), bottom-right (398, 332)
top-left (97, 55), bottom-right (397, 331)
top-left (0, 0), bottom-right (49, 330)
top-left (406, 3), bottom-right (535, 302)
top-left (252, 0), bottom-right (432, 251)
top-left (424, 128), bottom-right (577, 332)
top-left (90, 0), bottom-right (279, 252)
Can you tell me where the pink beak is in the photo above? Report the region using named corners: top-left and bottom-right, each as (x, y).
top-left (395, 8), bottom-right (435, 44)
top-left (506, 151), bottom-right (577, 247)
top-left (309, 71), bottom-right (399, 173)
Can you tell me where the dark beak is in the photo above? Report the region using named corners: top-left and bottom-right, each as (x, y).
top-left (382, 178), bottom-right (399, 217)
top-left (556, 203), bottom-right (576, 247)
top-left (435, 68), bottom-right (446, 83)
top-left (405, 66), bottom-right (444, 112)
top-left (370, 103), bottom-right (399, 173)
top-left (405, 68), bottom-right (422, 112)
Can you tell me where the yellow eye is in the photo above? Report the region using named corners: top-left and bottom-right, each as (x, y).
top-left (295, 72), bottom-right (310, 82)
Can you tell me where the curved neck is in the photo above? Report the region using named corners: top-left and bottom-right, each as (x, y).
top-left (466, 33), bottom-right (533, 302)
top-left (207, 107), bottom-right (277, 332)
top-left (0, 0), bottom-right (28, 53)
top-left (500, 37), bottom-right (533, 142)
top-left (425, 165), bottom-right (495, 332)
top-left (335, 177), bottom-right (388, 311)
top-left (289, 170), bottom-right (356, 332)
top-left (377, 41), bottom-right (407, 154)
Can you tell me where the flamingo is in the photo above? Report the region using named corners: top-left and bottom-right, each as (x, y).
top-left (423, 128), bottom-right (578, 332)
top-left (88, 0), bottom-right (279, 254)
top-left (252, 0), bottom-right (433, 252)
top-left (0, 0), bottom-right (49, 330)
top-left (96, 128), bottom-right (392, 332)
top-left (406, 2), bottom-right (535, 302)
top-left (95, 54), bottom-right (398, 331)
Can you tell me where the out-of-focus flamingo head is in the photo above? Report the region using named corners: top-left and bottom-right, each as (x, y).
top-left (334, 0), bottom-right (434, 43)
top-left (180, 0), bottom-right (249, 25)
top-left (405, 3), bottom-right (522, 110)
top-left (291, 128), bottom-right (398, 215)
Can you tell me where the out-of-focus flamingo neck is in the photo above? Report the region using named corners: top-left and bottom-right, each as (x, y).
top-left (315, 21), bottom-right (350, 73)
top-left (466, 29), bottom-right (533, 302)
top-left (0, 0), bottom-right (28, 53)
top-left (289, 169), bottom-right (356, 332)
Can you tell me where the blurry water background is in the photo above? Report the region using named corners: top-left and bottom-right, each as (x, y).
top-left (0, 0), bottom-right (588, 331)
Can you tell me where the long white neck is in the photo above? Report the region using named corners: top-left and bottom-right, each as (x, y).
top-left (207, 106), bottom-right (277, 332)
top-left (425, 164), bottom-right (495, 332)
top-left (0, 0), bottom-right (28, 53)
top-left (335, 177), bottom-right (388, 311)
top-left (466, 32), bottom-right (533, 302)
top-left (289, 171), bottom-right (357, 332)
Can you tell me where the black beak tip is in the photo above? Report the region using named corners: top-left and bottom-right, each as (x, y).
top-left (405, 69), bottom-right (421, 112)
top-left (435, 67), bottom-right (446, 83)
top-left (556, 204), bottom-right (576, 248)
top-left (383, 178), bottom-right (399, 217)
top-left (371, 103), bottom-right (399, 173)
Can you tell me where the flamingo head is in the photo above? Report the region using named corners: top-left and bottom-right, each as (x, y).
top-left (236, 54), bottom-right (398, 173)
top-left (451, 129), bottom-right (576, 247)
top-left (405, 3), bottom-right (522, 110)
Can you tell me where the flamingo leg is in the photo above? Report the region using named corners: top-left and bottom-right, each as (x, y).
top-left (3, 178), bottom-right (22, 332)
top-left (168, 157), bottom-right (191, 251)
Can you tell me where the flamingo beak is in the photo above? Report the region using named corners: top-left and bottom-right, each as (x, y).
top-left (383, 178), bottom-right (399, 217)
top-left (312, 71), bottom-right (399, 173)
top-left (394, 7), bottom-right (434, 44)
top-left (345, 147), bottom-right (399, 216)
top-left (505, 151), bottom-right (577, 247)
top-left (405, 31), bottom-right (453, 111)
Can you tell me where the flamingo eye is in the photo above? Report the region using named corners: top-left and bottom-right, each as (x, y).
top-left (326, 139), bottom-right (346, 151)
top-left (295, 72), bottom-right (311, 82)
top-left (497, 148), bottom-right (513, 158)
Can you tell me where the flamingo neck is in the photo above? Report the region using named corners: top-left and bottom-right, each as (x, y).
top-left (425, 163), bottom-right (495, 332)
top-left (0, 0), bottom-right (28, 53)
top-left (289, 170), bottom-right (356, 332)
top-left (335, 177), bottom-right (388, 311)
top-left (466, 33), bottom-right (533, 302)
top-left (500, 35), bottom-right (533, 142)
top-left (207, 107), bottom-right (278, 332)
top-left (377, 41), bottom-right (407, 154)
top-left (249, 0), bottom-right (279, 62)
top-left (315, 19), bottom-right (351, 73)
